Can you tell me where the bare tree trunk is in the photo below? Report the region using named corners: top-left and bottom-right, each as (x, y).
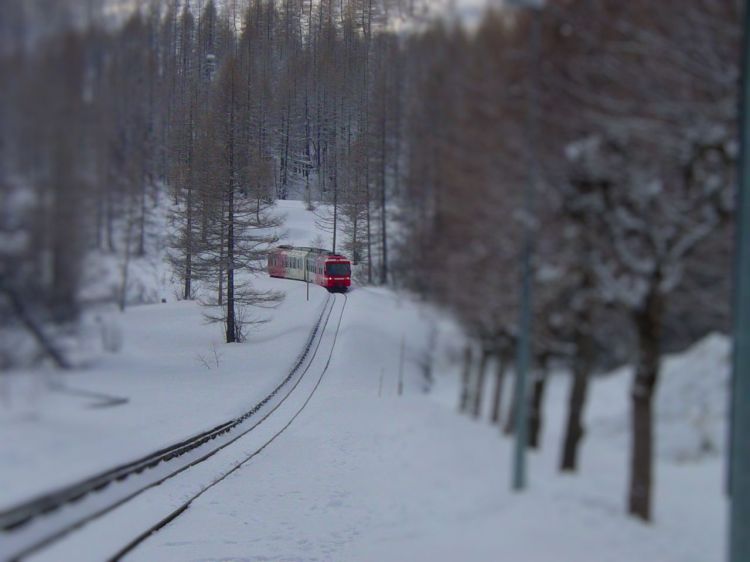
top-left (504, 373), bottom-right (516, 435)
top-left (628, 290), bottom-right (663, 521)
top-left (218, 212), bottom-right (224, 307)
top-left (561, 328), bottom-right (593, 471)
top-left (392, 55), bottom-right (402, 200)
top-left (118, 205), bottom-right (135, 312)
top-left (528, 368), bottom-right (547, 449)
top-left (490, 351), bottom-right (509, 425)
top-left (226, 191), bottom-right (235, 343)
top-left (1, 284), bottom-right (71, 370)
top-left (471, 348), bottom-right (490, 418)
top-left (183, 103), bottom-right (194, 301)
top-left (363, 10), bottom-right (372, 284)
top-left (379, 76), bottom-right (388, 284)
top-left (106, 190), bottom-right (116, 253)
top-left (332, 96), bottom-right (339, 253)
top-left (95, 190), bottom-right (104, 250)
top-left (459, 345), bottom-right (473, 413)
top-left (225, 66), bottom-right (237, 344)
top-left (304, 83), bottom-right (312, 208)
top-left (365, 161), bottom-right (372, 281)
top-left (279, 97), bottom-right (291, 199)
top-left (137, 181), bottom-right (147, 257)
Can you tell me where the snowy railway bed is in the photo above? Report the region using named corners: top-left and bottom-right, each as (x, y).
top-left (0, 294), bottom-right (346, 562)
top-left (111, 294), bottom-right (348, 562)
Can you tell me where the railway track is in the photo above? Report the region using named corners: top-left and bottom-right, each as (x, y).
top-left (113, 293), bottom-right (347, 561)
top-left (1, 293), bottom-right (346, 562)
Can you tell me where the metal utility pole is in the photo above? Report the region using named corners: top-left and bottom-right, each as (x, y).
top-left (509, 0), bottom-right (542, 493)
top-left (730, 2), bottom-right (750, 560)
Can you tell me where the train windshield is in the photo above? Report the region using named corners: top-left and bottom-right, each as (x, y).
top-left (326, 263), bottom-right (351, 276)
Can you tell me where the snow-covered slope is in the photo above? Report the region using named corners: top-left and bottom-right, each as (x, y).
top-left (574, 332), bottom-right (730, 463)
top-left (127, 291), bottom-right (728, 562)
top-left (1, 200), bottom-right (728, 562)
top-left (0, 279), bottom-right (330, 510)
top-left (656, 333), bottom-right (730, 461)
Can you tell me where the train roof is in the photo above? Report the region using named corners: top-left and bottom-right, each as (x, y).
top-left (274, 245), bottom-right (349, 260)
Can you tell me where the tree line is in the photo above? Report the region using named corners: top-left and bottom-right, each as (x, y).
top-left (0, 0), bottom-right (404, 350)
top-left (395, 0), bottom-right (738, 522)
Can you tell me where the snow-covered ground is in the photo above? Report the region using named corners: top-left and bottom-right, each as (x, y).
top-left (0, 200), bottom-right (333, 510)
top-left (1, 201), bottom-right (729, 561)
top-left (124, 290), bottom-right (728, 562)
top-left (0, 279), bottom-right (329, 510)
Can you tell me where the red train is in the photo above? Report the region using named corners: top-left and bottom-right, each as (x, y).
top-left (268, 246), bottom-right (352, 292)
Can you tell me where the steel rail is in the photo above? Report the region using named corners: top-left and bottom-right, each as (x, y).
top-left (0, 294), bottom-right (336, 560)
top-left (112, 294), bottom-right (348, 561)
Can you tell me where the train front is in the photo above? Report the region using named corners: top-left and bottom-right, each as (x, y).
top-left (324, 256), bottom-right (352, 292)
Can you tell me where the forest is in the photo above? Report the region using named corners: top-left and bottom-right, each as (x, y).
top-left (0, 0), bottom-right (740, 525)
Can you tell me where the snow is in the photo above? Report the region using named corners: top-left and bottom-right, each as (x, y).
top-left (1, 200), bottom-right (729, 561)
top-left (124, 289), bottom-right (728, 562)
top-left (0, 278), bottom-right (329, 511)
top-left (0, 200), bottom-right (335, 509)
top-left (277, 200), bottom-right (334, 250)
top-left (588, 332), bottom-right (731, 463)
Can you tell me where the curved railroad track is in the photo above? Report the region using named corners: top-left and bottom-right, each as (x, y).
top-left (1, 293), bottom-right (345, 562)
top-left (113, 293), bottom-right (348, 561)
